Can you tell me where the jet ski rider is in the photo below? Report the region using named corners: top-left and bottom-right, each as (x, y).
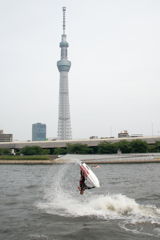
top-left (78, 170), bottom-right (95, 195)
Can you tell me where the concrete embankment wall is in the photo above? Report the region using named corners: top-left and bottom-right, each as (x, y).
top-left (84, 159), bottom-right (160, 164)
top-left (53, 153), bottom-right (160, 164)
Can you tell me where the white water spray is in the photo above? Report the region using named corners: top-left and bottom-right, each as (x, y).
top-left (36, 162), bottom-right (160, 237)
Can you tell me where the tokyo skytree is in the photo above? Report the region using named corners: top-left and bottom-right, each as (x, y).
top-left (57, 7), bottom-right (72, 140)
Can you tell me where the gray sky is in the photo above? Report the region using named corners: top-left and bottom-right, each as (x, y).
top-left (0, 0), bottom-right (160, 141)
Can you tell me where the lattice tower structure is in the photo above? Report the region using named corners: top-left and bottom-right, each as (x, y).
top-left (57, 7), bottom-right (72, 140)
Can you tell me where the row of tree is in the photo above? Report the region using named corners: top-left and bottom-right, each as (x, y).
top-left (0, 140), bottom-right (160, 155)
top-left (0, 146), bottom-right (50, 156)
top-left (0, 148), bottom-right (11, 155)
top-left (54, 140), bottom-right (160, 154)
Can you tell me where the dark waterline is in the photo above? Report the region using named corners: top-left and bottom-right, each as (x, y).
top-left (0, 163), bottom-right (160, 240)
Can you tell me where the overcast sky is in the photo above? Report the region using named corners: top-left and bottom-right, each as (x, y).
top-left (0, 0), bottom-right (160, 141)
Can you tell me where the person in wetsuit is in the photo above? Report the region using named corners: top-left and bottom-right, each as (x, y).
top-left (78, 170), bottom-right (95, 195)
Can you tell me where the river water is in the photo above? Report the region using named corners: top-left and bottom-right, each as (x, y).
top-left (0, 161), bottom-right (160, 240)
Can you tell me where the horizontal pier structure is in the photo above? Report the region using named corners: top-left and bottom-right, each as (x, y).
top-left (53, 153), bottom-right (160, 164)
top-left (0, 136), bottom-right (160, 150)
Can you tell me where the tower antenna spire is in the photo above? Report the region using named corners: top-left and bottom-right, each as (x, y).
top-left (57, 7), bottom-right (72, 140)
top-left (62, 7), bottom-right (66, 34)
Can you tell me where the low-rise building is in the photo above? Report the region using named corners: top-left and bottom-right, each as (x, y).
top-left (130, 134), bottom-right (143, 138)
top-left (0, 130), bottom-right (13, 142)
top-left (90, 136), bottom-right (98, 139)
top-left (46, 137), bottom-right (57, 141)
top-left (118, 130), bottom-right (129, 138)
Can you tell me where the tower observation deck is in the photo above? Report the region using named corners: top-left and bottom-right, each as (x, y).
top-left (57, 7), bottom-right (72, 140)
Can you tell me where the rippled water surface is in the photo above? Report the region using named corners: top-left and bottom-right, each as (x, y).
top-left (0, 161), bottom-right (160, 240)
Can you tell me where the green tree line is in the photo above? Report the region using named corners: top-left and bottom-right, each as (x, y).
top-left (0, 146), bottom-right (49, 156)
top-left (0, 140), bottom-right (160, 156)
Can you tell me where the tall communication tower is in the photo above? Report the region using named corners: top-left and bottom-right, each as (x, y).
top-left (57, 7), bottom-right (72, 140)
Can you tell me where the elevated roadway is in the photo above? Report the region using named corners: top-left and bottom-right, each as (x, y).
top-left (0, 136), bottom-right (160, 149)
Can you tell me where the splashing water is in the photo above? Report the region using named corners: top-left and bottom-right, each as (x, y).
top-left (36, 163), bottom-right (160, 237)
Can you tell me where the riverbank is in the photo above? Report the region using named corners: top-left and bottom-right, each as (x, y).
top-left (1, 153), bottom-right (160, 164)
top-left (0, 160), bottom-right (54, 164)
top-left (0, 155), bottom-right (58, 164)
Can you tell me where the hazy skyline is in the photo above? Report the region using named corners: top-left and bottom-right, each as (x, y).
top-left (0, 0), bottom-right (160, 141)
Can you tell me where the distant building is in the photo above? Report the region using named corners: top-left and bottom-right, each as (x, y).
top-left (32, 123), bottom-right (46, 141)
top-left (130, 134), bottom-right (143, 138)
top-left (90, 136), bottom-right (98, 139)
top-left (118, 130), bottom-right (129, 138)
top-left (0, 130), bottom-right (13, 142)
top-left (46, 137), bottom-right (57, 141)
